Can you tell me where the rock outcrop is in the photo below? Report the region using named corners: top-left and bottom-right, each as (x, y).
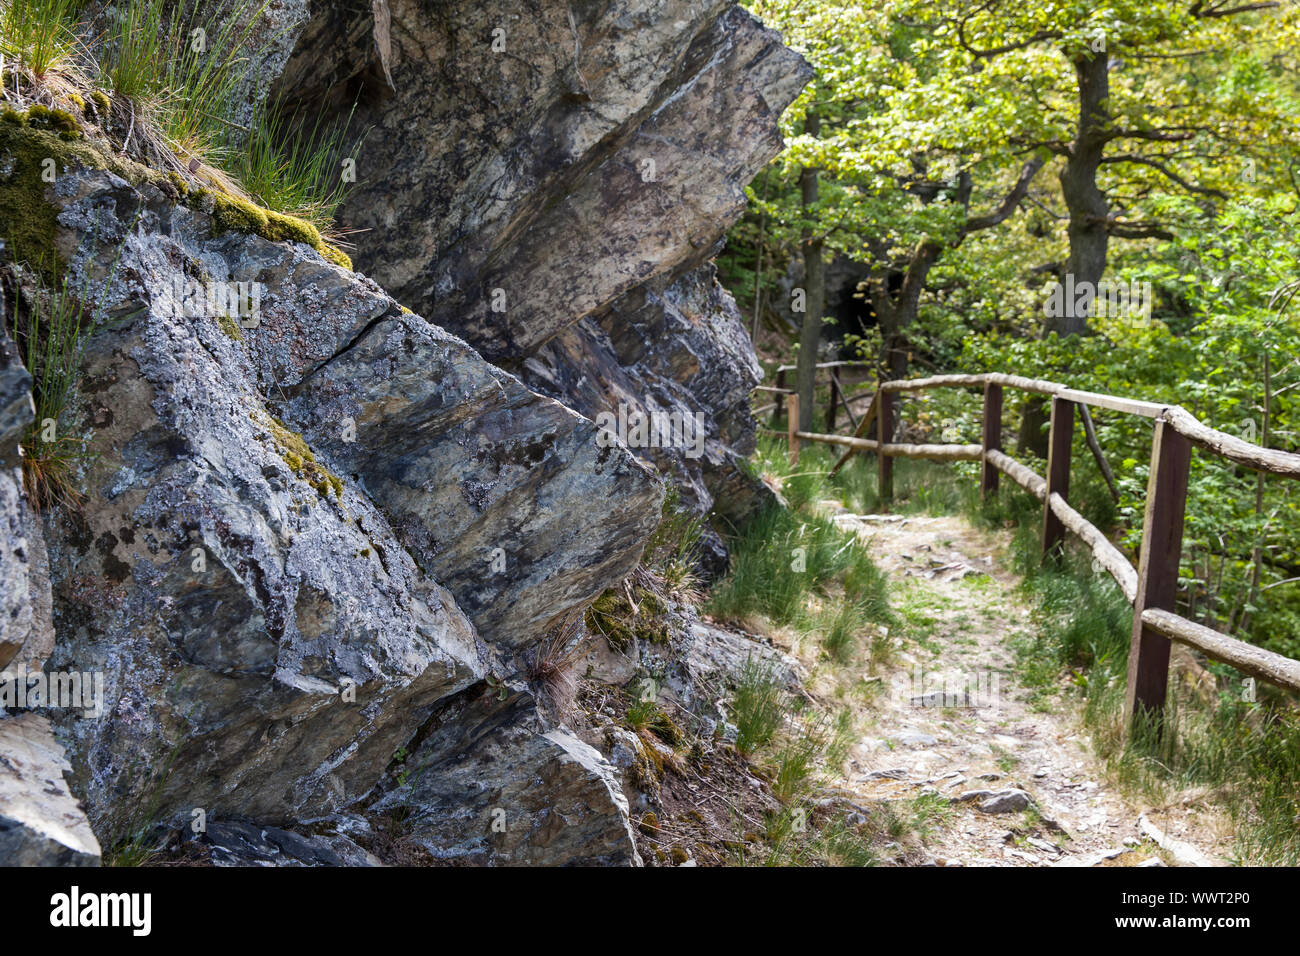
top-left (0, 0), bottom-right (810, 865)
top-left (370, 686), bottom-right (640, 866)
top-left (273, 0), bottom-right (808, 537)
top-left (39, 169), bottom-right (490, 844)
top-left (282, 312), bottom-right (662, 648)
top-left (0, 713), bottom-right (101, 866)
top-left (521, 265), bottom-right (776, 571)
top-left (0, 325), bottom-right (53, 674)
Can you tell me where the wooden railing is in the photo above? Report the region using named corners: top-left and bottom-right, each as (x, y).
top-left (769, 372), bottom-right (1300, 733)
top-left (760, 360), bottom-right (874, 432)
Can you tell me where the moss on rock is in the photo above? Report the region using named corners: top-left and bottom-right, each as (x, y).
top-left (318, 242), bottom-right (352, 271)
top-left (211, 193), bottom-right (270, 236)
top-left (263, 208), bottom-right (322, 247)
top-left (0, 119), bottom-right (352, 283)
top-left (0, 122), bottom-right (172, 274)
top-left (216, 312), bottom-right (244, 342)
top-left (250, 409), bottom-right (344, 501)
top-left (211, 192), bottom-right (353, 271)
top-left (26, 105), bottom-right (81, 141)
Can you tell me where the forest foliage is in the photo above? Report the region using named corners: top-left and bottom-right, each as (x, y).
top-left (722, 0), bottom-right (1300, 657)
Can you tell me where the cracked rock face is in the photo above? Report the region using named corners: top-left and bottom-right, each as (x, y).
top-left (0, 326), bottom-right (52, 673)
top-left (41, 169), bottom-right (489, 844)
top-left (0, 0), bottom-right (811, 866)
top-left (521, 264), bottom-right (777, 572)
top-left (24, 159), bottom-right (663, 853)
top-left (0, 713), bottom-right (101, 866)
top-left (369, 686), bottom-right (641, 866)
top-left (274, 0), bottom-right (809, 527)
top-left (283, 313), bottom-right (664, 648)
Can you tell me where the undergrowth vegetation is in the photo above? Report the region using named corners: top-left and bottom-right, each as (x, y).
top-left (710, 439), bottom-right (890, 667)
top-left (8, 265), bottom-right (90, 508)
top-left (1000, 507), bottom-right (1300, 867)
top-left (0, 0), bottom-right (362, 239)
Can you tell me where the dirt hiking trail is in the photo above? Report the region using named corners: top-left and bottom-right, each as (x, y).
top-left (827, 510), bottom-right (1230, 867)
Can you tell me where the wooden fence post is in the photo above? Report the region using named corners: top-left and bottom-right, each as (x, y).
top-left (1041, 396), bottom-right (1075, 559)
top-left (826, 373), bottom-right (839, 432)
top-left (787, 393), bottom-right (800, 466)
top-left (1125, 418), bottom-right (1191, 735)
top-left (771, 368), bottom-right (787, 427)
top-left (981, 382), bottom-right (1003, 500)
top-left (877, 389), bottom-right (894, 506)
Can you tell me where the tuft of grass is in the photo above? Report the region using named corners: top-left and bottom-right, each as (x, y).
top-left (525, 612), bottom-right (587, 720)
top-left (731, 656), bottom-right (785, 756)
top-left (98, 1), bottom-right (267, 159)
top-left (708, 502), bottom-right (887, 627)
top-left (640, 481), bottom-right (705, 601)
top-left (98, 0), bottom-right (169, 100)
top-left (234, 101), bottom-right (364, 238)
top-left (10, 263), bottom-right (93, 509)
top-left (0, 0), bottom-right (81, 79)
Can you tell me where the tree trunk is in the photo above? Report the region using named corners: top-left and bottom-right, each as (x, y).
top-left (796, 110), bottom-right (823, 433)
top-left (1022, 51), bottom-right (1111, 456)
top-left (1051, 51), bottom-right (1111, 336)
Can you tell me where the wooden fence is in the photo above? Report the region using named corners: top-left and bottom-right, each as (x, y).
top-left (767, 372), bottom-right (1300, 734)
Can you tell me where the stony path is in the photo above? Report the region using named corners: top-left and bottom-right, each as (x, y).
top-left (829, 511), bottom-right (1228, 867)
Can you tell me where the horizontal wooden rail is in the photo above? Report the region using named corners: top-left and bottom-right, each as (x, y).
top-left (770, 371), bottom-right (1300, 733)
top-left (795, 432), bottom-right (983, 462)
top-left (863, 372), bottom-right (1300, 475)
top-left (1049, 492), bottom-right (1139, 604)
top-left (1141, 609), bottom-right (1300, 693)
top-left (985, 448), bottom-right (1046, 500)
top-left (1164, 406), bottom-right (1300, 477)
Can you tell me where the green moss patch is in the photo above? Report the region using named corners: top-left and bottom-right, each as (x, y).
top-left (211, 192), bottom-right (352, 271)
top-left (90, 91), bottom-right (111, 119)
top-left (0, 122), bottom-right (172, 274)
top-left (216, 312), bottom-right (244, 342)
top-left (586, 587), bottom-right (671, 650)
top-left (0, 121), bottom-right (352, 279)
top-left (26, 105), bottom-right (81, 141)
top-left (251, 409), bottom-right (343, 501)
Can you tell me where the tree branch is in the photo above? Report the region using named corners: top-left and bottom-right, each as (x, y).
top-left (1099, 154), bottom-right (1228, 198)
top-left (966, 157), bottom-right (1047, 231)
top-left (952, 0), bottom-right (1061, 58)
top-left (1107, 221), bottom-right (1175, 240)
top-left (1191, 1), bottom-right (1280, 19)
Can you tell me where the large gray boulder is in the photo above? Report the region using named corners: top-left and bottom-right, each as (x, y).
top-left (273, 0), bottom-right (810, 528)
top-left (39, 168), bottom-right (491, 846)
top-left (24, 154), bottom-right (664, 852)
top-left (282, 312), bottom-right (664, 649)
top-left (0, 324), bottom-right (53, 675)
top-left (0, 713), bottom-right (101, 865)
top-left (369, 687), bottom-right (640, 866)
